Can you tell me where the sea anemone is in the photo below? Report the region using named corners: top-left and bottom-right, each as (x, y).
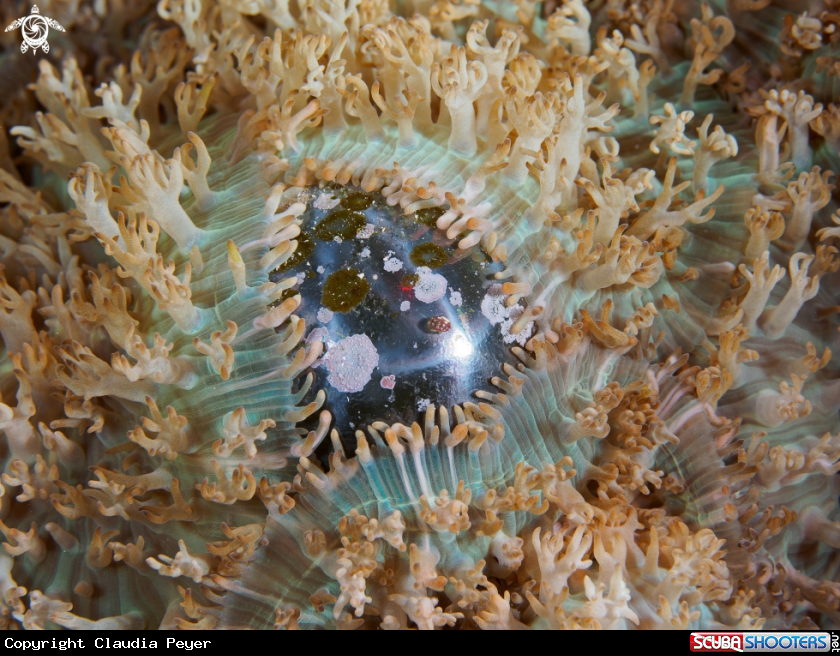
top-left (0, 0), bottom-right (837, 630)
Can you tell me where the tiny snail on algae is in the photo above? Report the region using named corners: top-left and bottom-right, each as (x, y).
top-left (0, 0), bottom-right (838, 631)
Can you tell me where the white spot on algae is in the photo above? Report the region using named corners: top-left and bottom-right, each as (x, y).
top-left (324, 334), bottom-right (379, 393)
top-left (357, 224), bottom-right (375, 239)
top-left (481, 284), bottom-right (507, 324)
top-left (414, 267), bottom-right (447, 303)
top-left (360, 247), bottom-right (370, 259)
top-left (449, 290), bottom-right (462, 307)
top-left (481, 284), bottom-right (534, 346)
top-left (384, 257), bottom-right (403, 272)
top-left (317, 265), bottom-right (325, 274)
top-left (400, 301), bottom-right (410, 311)
top-left (313, 193), bottom-right (340, 210)
top-left (501, 306), bottom-right (534, 346)
top-left (317, 307), bottom-right (334, 323)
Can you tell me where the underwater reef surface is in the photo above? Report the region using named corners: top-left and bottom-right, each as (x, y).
top-left (0, 0), bottom-right (838, 630)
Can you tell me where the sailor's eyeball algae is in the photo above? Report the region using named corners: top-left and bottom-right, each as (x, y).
top-left (0, 0), bottom-right (838, 631)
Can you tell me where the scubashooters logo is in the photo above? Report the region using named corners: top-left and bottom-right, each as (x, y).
top-left (690, 632), bottom-right (833, 653)
top-left (4, 5), bottom-right (65, 55)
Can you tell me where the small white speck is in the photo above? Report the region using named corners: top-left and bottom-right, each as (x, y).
top-left (481, 285), bottom-right (507, 325)
top-left (313, 193), bottom-right (340, 210)
top-left (502, 308), bottom-right (534, 346)
top-left (384, 257), bottom-right (403, 273)
top-left (373, 274), bottom-right (378, 280)
top-left (317, 265), bottom-right (325, 274)
top-left (417, 398), bottom-right (431, 411)
top-left (449, 290), bottom-right (462, 307)
top-left (413, 342), bottom-right (417, 349)
top-left (414, 267), bottom-right (447, 303)
top-left (481, 285), bottom-right (534, 346)
top-left (356, 224), bottom-right (375, 239)
top-left (400, 301), bottom-right (410, 311)
top-left (360, 247), bottom-right (370, 259)
top-left (323, 334), bottom-right (380, 393)
top-left (333, 236), bottom-right (343, 244)
top-left (317, 307), bottom-right (334, 323)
